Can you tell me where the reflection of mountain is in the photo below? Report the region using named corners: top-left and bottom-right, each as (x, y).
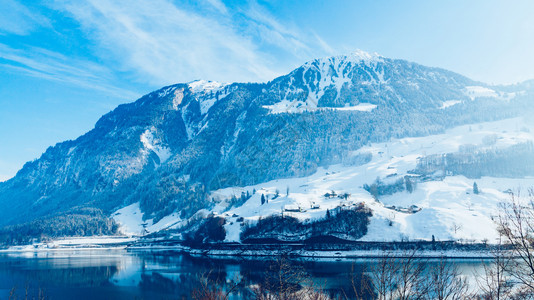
top-left (0, 258), bottom-right (118, 287)
top-left (108, 254), bottom-right (143, 287)
top-left (2, 251), bottom-right (485, 299)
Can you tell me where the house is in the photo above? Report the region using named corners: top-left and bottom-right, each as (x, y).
top-left (284, 205), bottom-right (302, 212)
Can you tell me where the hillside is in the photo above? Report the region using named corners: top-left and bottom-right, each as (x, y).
top-left (1, 50), bottom-right (533, 244)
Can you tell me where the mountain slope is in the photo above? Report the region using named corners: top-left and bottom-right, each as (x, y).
top-left (0, 51), bottom-right (533, 243)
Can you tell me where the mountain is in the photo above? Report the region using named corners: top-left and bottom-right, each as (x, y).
top-left (1, 50), bottom-right (533, 244)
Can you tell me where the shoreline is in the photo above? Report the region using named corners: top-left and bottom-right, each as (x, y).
top-left (0, 236), bottom-right (503, 259)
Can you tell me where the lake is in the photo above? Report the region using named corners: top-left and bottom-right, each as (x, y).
top-left (0, 249), bottom-right (488, 299)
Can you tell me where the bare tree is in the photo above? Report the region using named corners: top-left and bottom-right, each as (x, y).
top-left (451, 223), bottom-right (462, 235)
top-left (394, 250), bottom-right (429, 300)
top-left (476, 240), bottom-right (513, 300)
top-left (368, 251), bottom-right (400, 300)
top-left (192, 269), bottom-right (242, 300)
top-left (497, 190), bottom-right (534, 295)
top-left (427, 257), bottom-right (470, 300)
top-left (253, 256), bottom-right (329, 300)
top-left (344, 263), bottom-right (371, 300)
top-left (8, 285), bottom-right (47, 300)
top-left (366, 250), bottom-right (429, 300)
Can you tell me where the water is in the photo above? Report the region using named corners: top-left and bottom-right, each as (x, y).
top-left (0, 249), bottom-right (488, 299)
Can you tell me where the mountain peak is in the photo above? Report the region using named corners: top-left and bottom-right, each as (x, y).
top-left (305, 49), bottom-right (383, 68)
top-left (187, 80), bottom-right (227, 93)
top-left (342, 49), bottom-right (382, 63)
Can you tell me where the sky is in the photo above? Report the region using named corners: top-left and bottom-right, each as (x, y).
top-left (1, 0), bottom-right (534, 181)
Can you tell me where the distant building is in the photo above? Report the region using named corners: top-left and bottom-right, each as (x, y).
top-left (284, 205), bottom-right (303, 212)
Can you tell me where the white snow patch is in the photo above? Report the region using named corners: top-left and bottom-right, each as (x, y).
top-left (140, 128), bottom-right (171, 164)
top-left (465, 86), bottom-right (498, 100)
top-left (187, 80), bottom-right (230, 115)
top-left (112, 203), bottom-right (147, 236)
top-left (188, 80), bottom-right (225, 93)
top-left (158, 86), bottom-right (177, 98)
top-left (172, 88), bottom-right (184, 110)
top-left (263, 99), bottom-right (315, 114)
top-left (440, 100), bottom-right (461, 109)
top-left (263, 102), bottom-right (377, 114)
top-left (329, 103), bottom-right (377, 112)
top-left (112, 202), bottom-right (183, 236)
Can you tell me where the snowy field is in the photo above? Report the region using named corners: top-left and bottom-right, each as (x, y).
top-left (114, 116), bottom-right (534, 245)
top-left (1, 236), bottom-right (136, 252)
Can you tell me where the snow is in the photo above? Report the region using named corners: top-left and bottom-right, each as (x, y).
top-left (263, 99), bottom-right (315, 114)
top-left (158, 86), bottom-right (177, 98)
top-left (1, 236), bottom-right (136, 252)
top-left (263, 102), bottom-right (377, 114)
top-left (309, 50), bottom-right (382, 67)
top-left (188, 80), bottom-right (230, 115)
top-left (47, 237), bottom-right (136, 246)
top-left (140, 127), bottom-right (171, 164)
top-left (465, 86), bottom-right (498, 100)
top-left (172, 87), bottom-right (184, 110)
top-left (112, 202), bottom-right (146, 236)
top-left (440, 100), bottom-right (461, 109)
top-left (189, 248), bottom-right (495, 259)
top-left (303, 50), bottom-right (383, 104)
top-left (207, 116), bottom-right (534, 244)
top-left (188, 79), bottom-right (225, 93)
top-left (329, 103), bottom-right (377, 112)
top-left (266, 50), bottom-right (385, 114)
top-left (112, 202), bottom-right (182, 237)
top-left (149, 212), bottom-right (182, 232)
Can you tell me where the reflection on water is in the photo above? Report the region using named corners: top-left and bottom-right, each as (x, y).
top-left (0, 250), bottom-right (487, 299)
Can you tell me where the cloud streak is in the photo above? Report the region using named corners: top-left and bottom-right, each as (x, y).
top-left (0, 44), bottom-right (140, 99)
top-left (0, 0), bottom-right (51, 35)
top-left (53, 0), bottom-right (333, 85)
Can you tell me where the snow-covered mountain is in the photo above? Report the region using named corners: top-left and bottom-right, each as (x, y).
top-left (1, 50), bottom-right (533, 244)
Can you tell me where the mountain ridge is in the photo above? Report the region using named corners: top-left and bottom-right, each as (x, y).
top-left (1, 50), bottom-right (533, 243)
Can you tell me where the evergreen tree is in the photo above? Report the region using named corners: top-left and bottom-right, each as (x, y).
top-left (405, 177), bottom-right (414, 193)
top-left (261, 194), bottom-right (266, 205)
top-left (369, 184), bottom-right (379, 201)
top-left (473, 182), bottom-right (479, 194)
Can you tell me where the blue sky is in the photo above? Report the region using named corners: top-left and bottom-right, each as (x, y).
top-left (1, 0), bottom-right (534, 181)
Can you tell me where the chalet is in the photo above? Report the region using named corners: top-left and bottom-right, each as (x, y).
top-left (284, 205), bottom-right (303, 212)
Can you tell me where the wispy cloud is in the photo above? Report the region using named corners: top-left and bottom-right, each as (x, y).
top-left (0, 0), bottom-right (50, 35)
top-left (53, 0), bottom-right (274, 84)
top-left (242, 2), bottom-right (315, 58)
top-left (202, 0), bottom-right (229, 15)
top-left (0, 44), bottom-right (140, 99)
top-left (1, 0), bottom-right (336, 95)
top-left (52, 0), bottom-right (334, 85)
